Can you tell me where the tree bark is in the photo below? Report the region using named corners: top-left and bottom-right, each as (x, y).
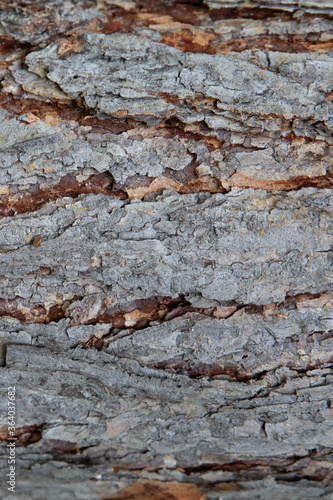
top-left (0, 1), bottom-right (333, 499)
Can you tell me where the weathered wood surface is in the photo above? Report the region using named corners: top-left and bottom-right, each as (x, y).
top-left (0, 1), bottom-right (333, 499)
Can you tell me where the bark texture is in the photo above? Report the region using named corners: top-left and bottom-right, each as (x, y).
top-left (0, 1), bottom-right (333, 499)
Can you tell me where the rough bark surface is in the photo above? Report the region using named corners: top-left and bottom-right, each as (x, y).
top-left (0, 1), bottom-right (333, 499)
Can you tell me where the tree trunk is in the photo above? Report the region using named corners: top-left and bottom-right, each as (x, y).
top-left (0, 1), bottom-right (333, 498)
